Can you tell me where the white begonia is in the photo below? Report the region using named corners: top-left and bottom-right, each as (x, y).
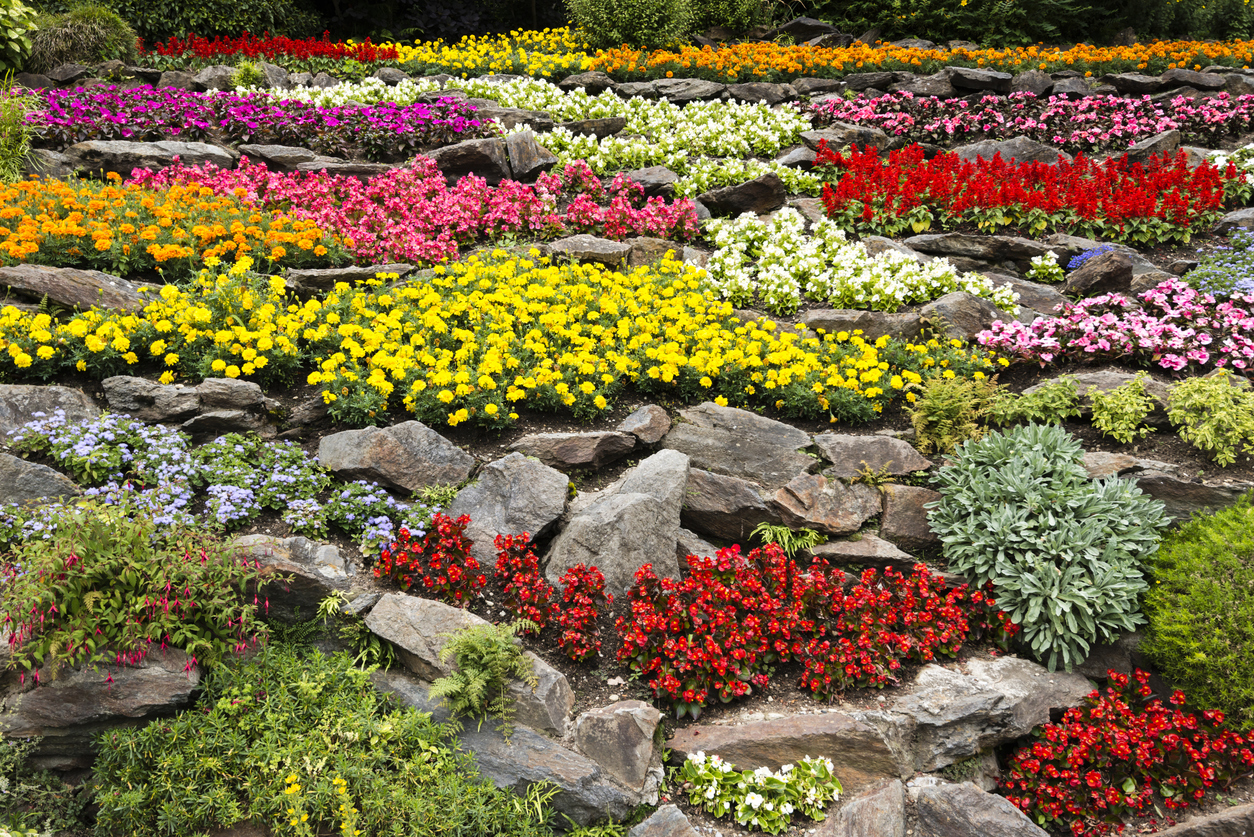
top-left (744, 791), bottom-right (765, 810)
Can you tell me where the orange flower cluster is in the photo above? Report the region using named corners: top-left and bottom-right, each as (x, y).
top-left (586, 39), bottom-right (1254, 82)
top-left (0, 175), bottom-right (344, 280)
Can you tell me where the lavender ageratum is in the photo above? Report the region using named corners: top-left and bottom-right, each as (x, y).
top-left (31, 86), bottom-right (489, 161)
top-left (204, 484), bottom-right (261, 529)
top-left (1185, 230), bottom-right (1254, 299)
top-left (281, 498), bottom-right (328, 539)
top-left (9, 411), bottom-right (195, 487)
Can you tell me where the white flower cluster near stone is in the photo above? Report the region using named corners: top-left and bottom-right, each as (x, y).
top-left (1210, 141), bottom-right (1254, 186)
top-left (679, 751), bottom-right (841, 835)
top-left (704, 209), bottom-right (1020, 315)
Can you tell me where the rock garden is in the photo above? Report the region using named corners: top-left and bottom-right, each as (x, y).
top-left (2, 1), bottom-right (1254, 836)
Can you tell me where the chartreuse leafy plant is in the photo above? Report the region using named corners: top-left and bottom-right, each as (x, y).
top-left (429, 620), bottom-right (539, 737)
top-left (677, 752), bottom-right (842, 835)
top-left (907, 374), bottom-right (1001, 454)
top-left (1166, 370), bottom-right (1254, 466)
top-left (986, 376), bottom-right (1082, 427)
top-left (90, 644), bottom-right (559, 837)
top-left (0, 497), bottom-right (272, 681)
top-left (928, 424), bottom-right (1169, 671)
top-left (1088, 374), bottom-right (1156, 445)
top-left (1143, 492), bottom-right (1254, 728)
top-left (0, 77), bottom-right (36, 184)
top-left (0, 0), bottom-right (36, 71)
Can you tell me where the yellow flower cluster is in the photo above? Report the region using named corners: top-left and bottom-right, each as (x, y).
top-left (0, 252), bottom-right (999, 429)
top-left (0, 176), bottom-right (342, 280)
top-left (383, 28), bottom-right (593, 78)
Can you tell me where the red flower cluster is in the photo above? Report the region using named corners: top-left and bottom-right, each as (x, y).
top-left (493, 533), bottom-right (556, 632)
top-left (144, 31), bottom-right (398, 63)
top-left (615, 545), bottom-right (1016, 718)
top-left (801, 565), bottom-right (1017, 698)
top-left (555, 564), bottom-right (611, 663)
top-left (374, 513), bottom-right (485, 605)
top-left (1002, 669), bottom-right (1254, 836)
top-left (815, 142), bottom-right (1234, 245)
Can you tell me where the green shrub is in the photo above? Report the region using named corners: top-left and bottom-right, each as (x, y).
top-left (0, 738), bottom-right (89, 833)
top-left (907, 374), bottom-right (1001, 454)
top-left (91, 644), bottom-right (559, 836)
top-left (0, 0), bottom-right (36, 71)
top-left (565, 0), bottom-right (693, 48)
top-left (25, 3), bottom-right (136, 73)
top-left (928, 423), bottom-right (1169, 671)
top-left (987, 377), bottom-right (1081, 427)
top-left (108, 0), bottom-right (322, 48)
top-left (0, 78), bottom-right (35, 183)
top-left (1088, 373), bottom-right (1155, 445)
top-left (0, 497), bottom-right (273, 679)
top-left (806, 0), bottom-right (1100, 46)
top-left (1166, 370), bottom-right (1254, 467)
top-left (690, 0), bottom-right (766, 33)
top-left (1143, 492), bottom-right (1254, 728)
top-left (430, 621), bottom-right (538, 737)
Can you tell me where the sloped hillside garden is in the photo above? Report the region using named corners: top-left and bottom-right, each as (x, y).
top-left (3, 23), bottom-right (1254, 837)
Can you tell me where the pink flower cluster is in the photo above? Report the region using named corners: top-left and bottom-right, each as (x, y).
top-left (978, 277), bottom-right (1254, 372)
top-left (129, 158), bottom-right (699, 265)
top-left (810, 91), bottom-right (1254, 153)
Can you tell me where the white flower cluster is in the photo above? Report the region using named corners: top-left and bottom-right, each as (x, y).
top-left (704, 209), bottom-right (1020, 315)
top-left (679, 751), bottom-right (841, 835)
top-left (1025, 252), bottom-right (1065, 284)
top-left (1210, 141), bottom-right (1254, 187)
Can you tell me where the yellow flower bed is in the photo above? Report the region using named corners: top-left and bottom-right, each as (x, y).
top-left (0, 177), bottom-right (345, 281)
top-left (384, 28), bottom-right (593, 78)
top-left (0, 252), bottom-right (1000, 428)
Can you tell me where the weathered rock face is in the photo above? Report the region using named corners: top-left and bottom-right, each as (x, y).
top-left (814, 434), bottom-right (932, 480)
top-left (654, 77), bottom-right (726, 102)
top-left (375, 671), bottom-right (635, 826)
top-left (549, 234), bottom-right (634, 267)
top-left (235, 535), bottom-right (350, 623)
top-left (1147, 803), bottom-right (1254, 837)
top-left (879, 485), bottom-right (942, 552)
top-left (0, 649), bottom-right (200, 769)
top-left (801, 309), bottom-right (924, 342)
top-left (363, 594), bottom-right (573, 736)
top-left (698, 172), bottom-right (787, 216)
top-left (1061, 250), bottom-right (1134, 297)
top-left (0, 452), bottom-right (80, 505)
top-left (1133, 470), bottom-right (1251, 522)
top-left (667, 712), bottom-right (903, 796)
top-left (679, 468), bottom-right (776, 542)
top-left (953, 136), bottom-right (1070, 165)
top-left (62, 139), bottom-right (239, 177)
top-left (618, 405), bottom-right (671, 444)
top-left (887, 658), bottom-right (1093, 771)
top-left (801, 123), bottom-right (891, 151)
top-left (425, 137), bottom-right (512, 185)
top-left (445, 452), bottom-right (569, 564)
top-left (545, 451), bottom-right (689, 599)
top-left (575, 700), bottom-right (661, 790)
top-left (818, 779), bottom-right (905, 837)
top-left (505, 130), bottom-right (558, 181)
top-left (558, 116), bottom-right (628, 138)
top-left (948, 66), bottom-right (1013, 93)
top-left (627, 805), bottom-right (700, 837)
top-left (509, 431), bottom-right (636, 470)
top-left (0, 384), bottom-right (99, 439)
top-left (628, 166), bottom-right (680, 197)
top-left (769, 473), bottom-right (883, 536)
top-left (318, 421), bottom-right (475, 493)
top-left (101, 376), bottom-right (201, 422)
top-left (914, 782), bottom-right (1049, 837)
top-left (0, 264), bottom-right (147, 312)
top-left (920, 292), bottom-right (1013, 341)
top-left (806, 534), bottom-right (917, 573)
top-left (662, 402), bottom-right (817, 489)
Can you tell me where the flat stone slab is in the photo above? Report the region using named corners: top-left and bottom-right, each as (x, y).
top-left (814, 434), bottom-right (932, 480)
top-left (662, 402), bottom-right (817, 489)
top-left (0, 264), bottom-right (146, 312)
top-left (509, 431), bottom-right (636, 471)
top-left (0, 384), bottom-right (99, 439)
top-left (318, 420), bottom-right (475, 493)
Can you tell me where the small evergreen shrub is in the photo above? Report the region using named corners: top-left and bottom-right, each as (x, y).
top-left (928, 423), bottom-right (1169, 671)
top-left (429, 621), bottom-right (538, 736)
top-left (565, 0), bottom-right (693, 48)
top-left (1143, 492), bottom-right (1254, 728)
top-left (689, 0), bottom-right (765, 33)
top-left (986, 377), bottom-right (1081, 427)
top-left (91, 645), bottom-right (557, 836)
top-left (907, 375), bottom-right (1001, 454)
top-left (1166, 370), bottom-right (1254, 466)
top-left (1088, 374), bottom-right (1155, 445)
top-left (25, 3), bottom-right (136, 73)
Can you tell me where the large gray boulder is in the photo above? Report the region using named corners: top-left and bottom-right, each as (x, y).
top-left (627, 805), bottom-right (700, 837)
top-left (102, 376), bottom-right (200, 422)
top-left (921, 292), bottom-right (1013, 341)
top-left (679, 468), bottom-right (776, 542)
top-left (509, 431), bottom-right (636, 470)
top-left (548, 235), bottom-right (634, 268)
top-left (0, 264), bottom-right (147, 312)
top-left (801, 309), bottom-right (924, 342)
top-left (318, 421), bottom-right (475, 493)
top-left (819, 779), bottom-right (905, 837)
top-left (62, 140), bottom-right (239, 178)
top-left (814, 433), bottom-right (932, 480)
top-left (375, 671), bottom-right (635, 826)
top-left (1147, 803), bottom-right (1254, 837)
top-left (574, 699), bottom-right (661, 790)
top-left (235, 535), bottom-right (349, 622)
top-left (0, 384), bottom-right (99, 439)
top-left (1132, 471), bottom-right (1251, 522)
top-left (914, 782), bottom-right (1049, 837)
top-left (662, 402), bottom-right (817, 489)
top-left (879, 484), bottom-right (942, 552)
top-left (445, 452), bottom-right (570, 564)
top-left (425, 137), bottom-right (512, 185)
top-left (0, 452), bottom-right (80, 505)
top-left (769, 473), bottom-right (883, 536)
top-left (653, 77), bottom-right (726, 102)
top-left (1061, 250), bottom-right (1134, 297)
top-left (953, 137), bottom-right (1071, 165)
top-left (698, 172), bottom-right (787, 216)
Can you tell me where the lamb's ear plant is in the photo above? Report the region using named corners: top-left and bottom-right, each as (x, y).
top-left (928, 423), bottom-right (1169, 671)
top-left (1087, 373), bottom-right (1155, 444)
top-left (429, 620), bottom-right (538, 738)
top-left (1166, 370), bottom-right (1254, 466)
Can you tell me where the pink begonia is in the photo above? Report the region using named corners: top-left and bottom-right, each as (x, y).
top-left (129, 156), bottom-right (699, 265)
top-left (978, 278), bottom-right (1254, 375)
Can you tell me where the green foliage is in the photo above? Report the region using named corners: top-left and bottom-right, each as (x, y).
top-left (429, 621), bottom-right (538, 738)
top-left (750, 521), bottom-right (824, 557)
top-left (317, 591), bottom-right (396, 669)
top-left (1088, 374), bottom-right (1155, 445)
top-left (907, 374), bottom-right (1001, 454)
top-left (928, 423), bottom-right (1169, 671)
top-left (0, 738), bottom-right (89, 833)
top-left (1112, 0), bottom-right (1253, 40)
top-left (690, 0), bottom-right (766, 32)
top-left (108, 0), bottom-right (321, 47)
top-left (0, 76), bottom-right (35, 184)
top-left (0, 497), bottom-right (274, 678)
top-left (986, 377), bottom-right (1081, 427)
top-left (807, 0), bottom-right (1101, 46)
top-left (230, 59), bottom-right (264, 88)
top-left (1143, 492), bottom-right (1254, 729)
top-left (1166, 371), bottom-right (1254, 467)
top-left (1024, 253), bottom-right (1066, 284)
top-left (413, 483), bottom-right (461, 509)
top-left (25, 3), bottom-right (136, 73)
top-left (565, 0), bottom-right (693, 48)
top-left (676, 752), bottom-right (842, 834)
top-left (0, 0), bottom-right (35, 71)
top-left (90, 644), bottom-right (559, 837)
